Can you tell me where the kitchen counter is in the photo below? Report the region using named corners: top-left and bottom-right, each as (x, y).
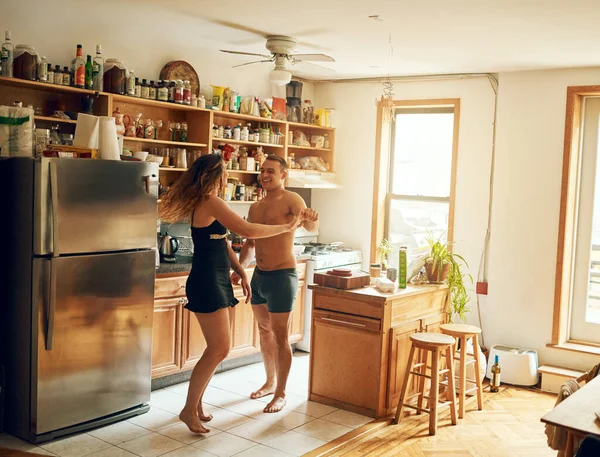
top-left (156, 255), bottom-right (193, 277)
top-left (307, 282), bottom-right (449, 418)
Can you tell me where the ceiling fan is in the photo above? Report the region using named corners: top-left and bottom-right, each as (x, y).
top-left (220, 35), bottom-right (335, 85)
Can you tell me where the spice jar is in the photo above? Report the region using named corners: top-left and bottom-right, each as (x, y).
top-left (13, 44), bottom-right (38, 80)
top-left (183, 80), bottom-right (191, 105)
top-left (223, 125), bottom-right (232, 139)
top-left (174, 80), bottom-right (184, 104)
top-left (103, 59), bottom-right (127, 94)
top-left (158, 81), bottom-right (169, 101)
top-left (369, 264), bottom-right (382, 280)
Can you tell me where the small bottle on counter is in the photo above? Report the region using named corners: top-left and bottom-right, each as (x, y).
top-left (126, 70), bottom-right (136, 96)
top-left (149, 80), bottom-right (157, 100)
top-left (62, 66), bottom-right (71, 86)
top-left (157, 81), bottom-right (169, 101)
top-left (53, 65), bottom-right (63, 85)
top-left (141, 78), bottom-right (150, 99)
top-left (38, 56), bottom-right (48, 82)
top-left (47, 63), bottom-right (54, 84)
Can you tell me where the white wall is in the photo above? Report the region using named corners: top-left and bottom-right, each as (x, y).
top-left (0, 0), bottom-right (314, 101)
top-left (313, 69), bottom-right (600, 370)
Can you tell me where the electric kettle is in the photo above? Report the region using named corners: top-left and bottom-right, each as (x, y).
top-left (159, 233), bottom-right (179, 262)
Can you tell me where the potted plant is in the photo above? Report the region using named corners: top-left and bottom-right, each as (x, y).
top-left (423, 233), bottom-right (472, 323)
top-left (378, 238), bottom-right (393, 271)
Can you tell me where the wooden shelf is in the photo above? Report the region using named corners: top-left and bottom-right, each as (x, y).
top-left (34, 115), bottom-right (77, 124)
top-left (228, 170), bottom-right (259, 175)
top-left (0, 76), bottom-right (101, 95)
top-left (212, 110), bottom-right (287, 125)
top-left (211, 138), bottom-right (284, 149)
top-left (123, 137), bottom-right (207, 148)
top-left (112, 94), bottom-right (212, 113)
top-left (288, 170), bottom-right (335, 176)
top-left (287, 121), bottom-right (335, 131)
top-left (159, 167), bottom-right (188, 172)
top-left (288, 145), bottom-right (332, 152)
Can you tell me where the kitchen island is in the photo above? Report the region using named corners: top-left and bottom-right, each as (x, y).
top-left (152, 260), bottom-right (307, 380)
top-left (308, 283), bottom-right (449, 418)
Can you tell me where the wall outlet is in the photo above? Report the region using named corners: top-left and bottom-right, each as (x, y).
top-left (476, 281), bottom-right (488, 295)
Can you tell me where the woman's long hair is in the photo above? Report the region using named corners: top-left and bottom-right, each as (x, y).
top-left (159, 154), bottom-right (224, 223)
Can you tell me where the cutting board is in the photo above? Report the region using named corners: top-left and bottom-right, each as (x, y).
top-left (314, 271), bottom-right (371, 290)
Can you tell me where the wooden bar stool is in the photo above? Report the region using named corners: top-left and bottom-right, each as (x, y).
top-left (393, 332), bottom-right (458, 435)
top-left (440, 323), bottom-right (484, 419)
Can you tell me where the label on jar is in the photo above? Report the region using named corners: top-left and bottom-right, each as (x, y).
top-left (75, 65), bottom-right (85, 87)
top-left (63, 72), bottom-right (71, 86)
top-left (47, 70), bottom-right (54, 84)
top-left (127, 76), bottom-right (135, 95)
top-left (149, 87), bottom-right (157, 100)
top-left (141, 86), bottom-right (149, 99)
top-left (174, 88), bottom-right (183, 104)
top-left (158, 87), bottom-right (168, 101)
top-left (54, 72), bottom-right (63, 85)
top-left (183, 88), bottom-right (191, 105)
top-left (134, 84), bottom-right (141, 98)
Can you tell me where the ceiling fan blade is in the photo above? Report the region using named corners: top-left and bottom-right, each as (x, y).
top-left (210, 19), bottom-right (271, 38)
top-left (221, 50), bottom-right (272, 59)
top-left (232, 60), bottom-right (273, 68)
top-left (292, 53), bottom-right (335, 63)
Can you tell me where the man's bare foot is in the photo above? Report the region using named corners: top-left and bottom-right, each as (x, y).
top-left (250, 383), bottom-right (275, 399)
top-left (264, 395), bottom-right (286, 413)
top-left (179, 408), bottom-right (210, 434)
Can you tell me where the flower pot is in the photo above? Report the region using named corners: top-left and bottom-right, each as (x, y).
top-left (425, 262), bottom-right (450, 284)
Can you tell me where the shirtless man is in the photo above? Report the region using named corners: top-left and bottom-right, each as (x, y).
top-left (232, 155), bottom-right (319, 413)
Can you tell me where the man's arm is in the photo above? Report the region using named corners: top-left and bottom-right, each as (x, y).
top-left (290, 192), bottom-right (319, 232)
top-left (238, 204), bottom-right (257, 268)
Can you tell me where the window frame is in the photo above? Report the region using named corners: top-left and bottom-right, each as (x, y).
top-left (370, 99), bottom-right (460, 264)
top-left (552, 86), bottom-right (600, 350)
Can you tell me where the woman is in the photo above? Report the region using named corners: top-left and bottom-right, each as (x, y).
top-left (159, 154), bottom-right (300, 434)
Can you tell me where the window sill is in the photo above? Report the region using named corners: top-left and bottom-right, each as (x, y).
top-left (546, 341), bottom-right (600, 356)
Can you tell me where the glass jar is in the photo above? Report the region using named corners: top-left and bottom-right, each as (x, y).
top-left (174, 80), bottom-right (184, 104)
top-left (35, 128), bottom-right (49, 157)
top-left (13, 44), bottom-right (39, 80)
top-left (103, 59), bottom-right (127, 94)
top-left (183, 80), bottom-right (191, 105)
top-left (223, 125), bottom-right (232, 139)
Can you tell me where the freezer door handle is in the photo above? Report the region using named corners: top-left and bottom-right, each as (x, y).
top-left (45, 260), bottom-right (57, 351)
top-left (50, 161), bottom-right (60, 257)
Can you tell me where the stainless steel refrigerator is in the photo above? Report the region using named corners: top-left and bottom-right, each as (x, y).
top-left (0, 157), bottom-right (159, 443)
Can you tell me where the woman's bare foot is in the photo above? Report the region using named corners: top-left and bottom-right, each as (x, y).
top-left (197, 404), bottom-right (213, 422)
top-left (179, 408), bottom-right (210, 434)
top-left (264, 395), bottom-right (286, 413)
top-left (250, 383), bottom-right (275, 399)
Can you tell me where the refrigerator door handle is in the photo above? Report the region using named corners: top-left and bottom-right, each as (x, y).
top-left (45, 259), bottom-right (57, 351)
top-left (50, 161), bottom-right (60, 257)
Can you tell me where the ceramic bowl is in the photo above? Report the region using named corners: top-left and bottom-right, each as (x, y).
top-left (133, 151), bottom-right (149, 161)
top-left (293, 245), bottom-right (306, 256)
top-left (147, 155), bottom-right (164, 165)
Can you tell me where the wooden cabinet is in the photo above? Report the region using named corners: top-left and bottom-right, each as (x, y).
top-left (308, 284), bottom-right (448, 418)
top-left (289, 280), bottom-right (305, 343)
top-left (152, 263), bottom-right (307, 379)
top-left (151, 298), bottom-right (183, 378)
top-left (181, 307), bottom-right (207, 371)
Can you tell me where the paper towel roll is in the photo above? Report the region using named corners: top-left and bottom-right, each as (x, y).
top-left (74, 113), bottom-right (100, 149)
top-left (98, 117), bottom-right (120, 160)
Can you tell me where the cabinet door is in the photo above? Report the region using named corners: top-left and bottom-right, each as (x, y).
top-left (152, 298), bottom-right (183, 379)
top-left (289, 280), bottom-right (305, 344)
top-left (229, 286), bottom-right (259, 358)
top-left (310, 310), bottom-right (382, 413)
top-left (422, 312), bottom-right (446, 334)
top-left (181, 303), bottom-right (208, 371)
top-left (386, 319), bottom-right (422, 409)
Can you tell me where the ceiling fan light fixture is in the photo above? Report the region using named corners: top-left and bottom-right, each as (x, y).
top-left (270, 69), bottom-right (292, 86)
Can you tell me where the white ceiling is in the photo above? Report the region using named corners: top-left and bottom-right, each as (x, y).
top-left (137, 0), bottom-right (600, 80)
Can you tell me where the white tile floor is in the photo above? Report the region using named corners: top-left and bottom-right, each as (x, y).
top-left (0, 353), bottom-right (372, 457)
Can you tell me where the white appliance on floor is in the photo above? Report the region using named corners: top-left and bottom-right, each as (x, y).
top-left (485, 344), bottom-right (539, 386)
top-left (294, 233), bottom-right (363, 352)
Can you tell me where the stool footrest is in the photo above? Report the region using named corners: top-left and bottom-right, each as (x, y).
top-left (402, 403), bottom-right (431, 414)
top-left (410, 371), bottom-right (431, 379)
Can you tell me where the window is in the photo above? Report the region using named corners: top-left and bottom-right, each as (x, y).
top-left (384, 104), bottom-right (458, 253)
top-left (553, 87), bottom-right (600, 349)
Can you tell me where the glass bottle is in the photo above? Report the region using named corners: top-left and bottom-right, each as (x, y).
top-left (73, 45), bottom-right (85, 88)
top-left (92, 45), bottom-right (104, 91)
top-left (126, 70), bottom-right (135, 96)
top-left (62, 66), bottom-right (71, 86)
top-left (233, 123), bottom-right (241, 141)
top-left (183, 80), bottom-right (191, 105)
top-left (54, 65), bottom-right (63, 85)
top-left (158, 80), bottom-right (169, 101)
top-left (47, 63), bottom-right (54, 84)
top-left (149, 80), bottom-right (157, 100)
top-left (85, 55), bottom-right (93, 89)
top-left (490, 355), bottom-right (501, 392)
top-left (134, 77), bottom-right (141, 97)
top-left (240, 124), bottom-right (249, 141)
top-left (141, 78), bottom-right (150, 99)
top-left (1, 31), bottom-right (13, 77)
top-left (168, 81), bottom-right (176, 102)
top-left (38, 56), bottom-right (48, 82)
top-left (174, 80), bottom-right (184, 104)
